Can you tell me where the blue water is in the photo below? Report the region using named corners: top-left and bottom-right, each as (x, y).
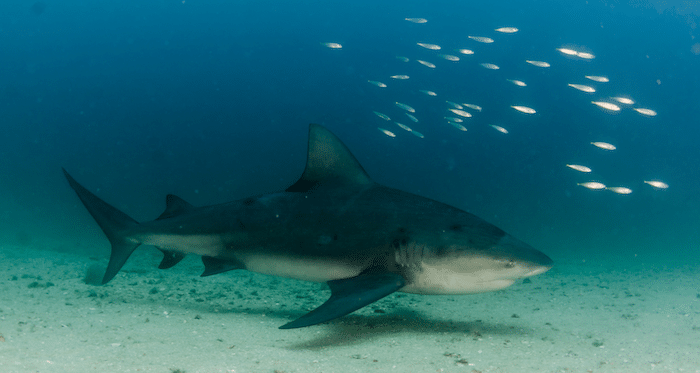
top-left (1, 0), bottom-right (699, 263)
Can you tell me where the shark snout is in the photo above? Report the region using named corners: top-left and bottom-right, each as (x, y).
top-left (521, 249), bottom-right (553, 278)
top-left (497, 234), bottom-right (553, 278)
top-left (525, 264), bottom-right (552, 277)
top-left (531, 249), bottom-right (554, 269)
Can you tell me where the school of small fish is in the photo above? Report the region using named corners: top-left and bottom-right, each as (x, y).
top-left (592, 101), bottom-right (621, 112)
top-left (395, 102), bottom-right (416, 113)
top-left (511, 106), bottom-right (536, 114)
top-left (490, 124), bottom-right (508, 134)
top-left (417, 60), bottom-right (436, 68)
top-left (320, 42), bottom-right (342, 49)
top-left (591, 142), bottom-right (617, 151)
top-left (321, 16), bottom-right (666, 199)
top-left (525, 60), bottom-right (550, 68)
top-left (566, 164), bottom-right (592, 173)
top-left (480, 63), bottom-right (500, 70)
top-left (568, 84), bottom-right (596, 93)
top-left (417, 42), bottom-right (441, 50)
top-left (507, 79), bottom-right (527, 87)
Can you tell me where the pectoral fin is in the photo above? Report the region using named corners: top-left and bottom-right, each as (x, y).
top-left (279, 272), bottom-right (406, 329)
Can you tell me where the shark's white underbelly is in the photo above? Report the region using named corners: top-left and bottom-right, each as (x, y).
top-left (140, 234), bottom-right (228, 257)
top-left (239, 253), bottom-right (363, 283)
top-left (140, 232), bottom-right (363, 282)
top-left (400, 264), bottom-right (515, 295)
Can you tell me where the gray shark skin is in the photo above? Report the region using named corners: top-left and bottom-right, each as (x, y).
top-left (63, 123), bottom-right (552, 329)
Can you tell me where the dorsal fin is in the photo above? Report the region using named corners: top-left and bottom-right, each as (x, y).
top-left (286, 124), bottom-right (373, 192)
top-left (156, 194), bottom-right (194, 220)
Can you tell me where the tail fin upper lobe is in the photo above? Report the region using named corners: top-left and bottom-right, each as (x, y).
top-left (63, 168), bottom-right (140, 284)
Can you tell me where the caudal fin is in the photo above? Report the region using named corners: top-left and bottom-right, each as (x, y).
top-left (62, 168), bottom-right (140, 284)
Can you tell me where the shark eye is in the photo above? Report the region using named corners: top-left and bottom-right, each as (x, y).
top-left (504, 260), bottom-right (515, 268)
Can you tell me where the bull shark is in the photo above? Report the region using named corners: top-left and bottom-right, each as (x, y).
top-left (63, 123), bottom-right (552, 329)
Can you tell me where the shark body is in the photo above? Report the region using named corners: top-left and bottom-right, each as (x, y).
top-left (64, 123), bottom-right (552, 329)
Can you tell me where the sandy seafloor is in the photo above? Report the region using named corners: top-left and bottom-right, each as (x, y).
top-left (1, 243), bottom-right (699, 373)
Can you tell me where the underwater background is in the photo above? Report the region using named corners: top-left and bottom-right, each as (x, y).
top-left (2, 1), bottom-right (700, 372)
top-left (2, 0), bottom-right (699, 265)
